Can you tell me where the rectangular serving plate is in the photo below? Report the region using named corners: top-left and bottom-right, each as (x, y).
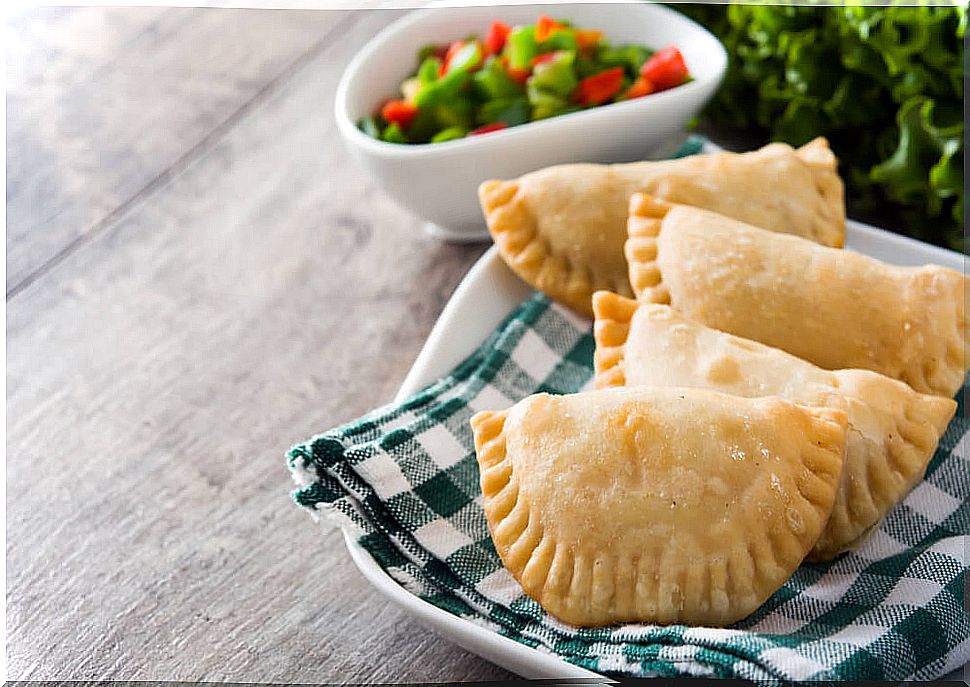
top-left (344, 221), bottom-right (964, 680)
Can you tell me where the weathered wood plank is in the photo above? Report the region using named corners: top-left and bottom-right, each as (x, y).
top-left (6, 8), bottom-right (510, 682)
top-left (5, 7), bottom-right (349, 295)
top-left (6, 6), bottom-right (171, 88)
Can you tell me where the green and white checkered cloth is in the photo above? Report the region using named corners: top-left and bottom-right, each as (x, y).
top-left (289, 292), bottom-right (969, 682)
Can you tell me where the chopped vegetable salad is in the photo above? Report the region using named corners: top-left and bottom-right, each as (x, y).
top-left (359, 16), bottom-right (691, 144)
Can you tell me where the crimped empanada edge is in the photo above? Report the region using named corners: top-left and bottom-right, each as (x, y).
top-left (470, 407), bottom-right (546, 599)
top-left (471, 406), bottom-right (564, 623)
top-left (591, 291), bottom-right (639, 389)
top-left (470, 408), bottom-right (513, 505)
top-left (625, 193), bottom-right (674, 302)
top-left (478, 179), bottom-right (622, 319)
top-left (471, 394), bottom-right (851, 628)
top-left (808, 376), bottom-right (957, 561)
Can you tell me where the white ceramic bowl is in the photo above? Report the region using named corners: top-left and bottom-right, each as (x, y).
top-left (335, 3), bottom-right (727, 241)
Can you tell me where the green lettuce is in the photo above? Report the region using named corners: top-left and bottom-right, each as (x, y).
top-left (678, 4), bottom-right (965, 251)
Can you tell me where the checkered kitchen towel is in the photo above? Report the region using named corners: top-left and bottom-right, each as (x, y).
top-left (288, 292), bottom-right (969, 682)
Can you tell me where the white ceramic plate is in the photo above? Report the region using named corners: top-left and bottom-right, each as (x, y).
top-left (345, 221), bottom-right (964, 680)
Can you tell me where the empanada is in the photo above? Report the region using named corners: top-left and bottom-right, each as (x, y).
top-left (478, 138), bottom-right (844, 317)
top-left (470, 387), bottom-right (847, 627)
top-left (626, 194), bottom-right (969, 397)
top-left (593, 293), bottom-right (957, 560)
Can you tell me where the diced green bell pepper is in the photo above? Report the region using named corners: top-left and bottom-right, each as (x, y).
top-left (431, 126), bottom-right (467, 143)
top-left (382, 122), bottom-right (408, 143)
top-left (597, 44), bottom-right (653, 77)
top-left (446, 41), bottom-right (483, 75)
top-left (575, 53), bottom-right (606, 79)
top-left (504, 25), bottom-right (538, 71)
top-left (537, 28), bottom-right (578, 54)
top-left (473, 56), bottom-right (525, 100)
top-left (418, 56), bottom-right (442, 84)
top-left (527, 50), bottom-right (578, 98)
top-left (406, 107), bottom-right (439, 143)
top-left (358, 116), bottom-right (381, 138)
top-left (431, 96), bottom-right (474, 130)
top-left (476, 97), bottom-right (531, 127)
top-left (615, 75), bottom-right (634, 100)
top-left (414, 69), bottom-right (471, 108)
top-left (527, 84), bottom-right (573, 120)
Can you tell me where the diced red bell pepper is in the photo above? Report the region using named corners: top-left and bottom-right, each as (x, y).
top-left (535, 14), bottom-right (564, 42)
top-left (531, 51), bottom-right (558, 67)
top-left (573, 67), bottom-right (625, 106)
top-left (508, 67), bottom-right (530, 84)
top-left (500, 56), bottom-right (530, 84)
top-left (639, 45), bottom-right (689, 91)
top-left (573, 29), bottom-right (603, 50)
top-left (484, 20), bottom-right (511, 56)
top-left (623, 76), bottom-right (655, 100)
top-left (381, 99), bottom-right (419, 129)
top-left (469, 122), bottom-right (508, 135)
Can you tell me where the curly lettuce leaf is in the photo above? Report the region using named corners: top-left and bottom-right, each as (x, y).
top-left (678, 4), bottom-right (965, 251)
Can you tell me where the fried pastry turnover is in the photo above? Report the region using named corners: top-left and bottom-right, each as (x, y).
top-left (479, 138), bottom-right (844, 317)
top-left (471, 386), bottom-right (847, 627)
top-left (625, 194), bottom-right (968, 397)
top-left (592, 293), bottom-right (956, 560)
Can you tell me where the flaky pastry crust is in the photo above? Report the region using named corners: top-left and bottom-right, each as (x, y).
top-left (479, 139), bottom-right (845, 318)
top-left (625, 194), bottom-right (968, 397)
top-left (592, 293), bottom-right (956, 560)
top-left (471, 387), bottom-right (847, 626)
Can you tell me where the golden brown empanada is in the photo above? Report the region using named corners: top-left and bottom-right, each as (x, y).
top-left (593, 293), bottom-right (957, 560)
top-left (626, 194), bottom-right (969, 397)
top-left (478, 138), bottom-right (844, 317)
top-left (470, 387), bottom-right (847, 627)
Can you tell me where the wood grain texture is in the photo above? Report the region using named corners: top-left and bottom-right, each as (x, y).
top-left (5, 6), bottom-right (349, 295)
top-left (6, 8), bottom-right (511, 682)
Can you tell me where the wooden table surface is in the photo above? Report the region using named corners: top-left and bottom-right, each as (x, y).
top-left (6, 7), bottom-right (513, 681)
